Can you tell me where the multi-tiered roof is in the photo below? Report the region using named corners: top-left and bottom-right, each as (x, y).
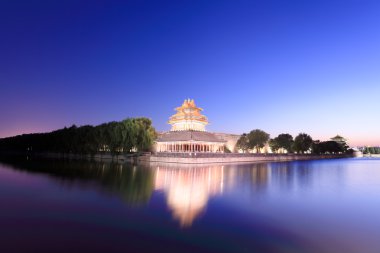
top-left (156, 99), bottom-right (225, 146)
top-left (168, 99), bottom-right (208, 132)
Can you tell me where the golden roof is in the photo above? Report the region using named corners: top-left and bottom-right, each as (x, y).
top-left (168, 99), bottom-right (208, 125)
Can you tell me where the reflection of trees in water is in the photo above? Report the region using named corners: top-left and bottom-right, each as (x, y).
top-left (270, 162), bottom-right (296, 190)
top-left (294, 162), bottom-right (313, 187)
top-left (94, 163), bottom-right (154, 205)
top-left (225, 163), bottom-right (270, 193)
top-left (153, 163), bottom-right (224, 227)
top-left (0, 157), bottom-right (155, 205)
top-left (269, 161), bottom-right (318, 191)
top-left (249, 163), bottom-right (269, 191)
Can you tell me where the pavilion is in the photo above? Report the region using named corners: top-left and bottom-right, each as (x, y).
top-left (156, 99), bottom-right (226, 153)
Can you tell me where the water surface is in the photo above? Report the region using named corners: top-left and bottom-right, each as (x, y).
top-left (0, 157), bottom-right (379, 253)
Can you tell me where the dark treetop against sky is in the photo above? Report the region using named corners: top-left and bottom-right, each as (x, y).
top-left (1, 0), bottom-right (379, 146)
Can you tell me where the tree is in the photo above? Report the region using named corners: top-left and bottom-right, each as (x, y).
top-left (293, 133), bottom-right (313, 154)
top-left (312, 140), bottom-right (321, 154)
top-left (0, 117), bottom-right (157, 155)
top-left (270, 133), bottom-right (294, 153)
top-left (236, 133), bottom-right (249, 152)
top-left (330, 135), bottom-right (349, 152)
top-left (106, 121), bottom-right (123, 155)
top-left (133, 118), bottom-right (156, 152)
top-left (247, 129), bottom-right (270, 153)
top-left (313, 141), bottom-right (344, 154)
top-left (269, 138), bottom-right (280, 153)
top-left (323, 141), bottom-right (344, 154)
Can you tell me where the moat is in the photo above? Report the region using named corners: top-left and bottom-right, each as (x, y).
top-left (0, 157), bottom-right (379, 253)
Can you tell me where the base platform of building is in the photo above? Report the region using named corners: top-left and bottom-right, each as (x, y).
top-left (146, 153), bottom-right (353, 164)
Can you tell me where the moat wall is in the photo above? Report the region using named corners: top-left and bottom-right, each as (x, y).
top-left (148, 153), bottom-right (353, 164)
top-left (0, 151), bottom-right (354, 164)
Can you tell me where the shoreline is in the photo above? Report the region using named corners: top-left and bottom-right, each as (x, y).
top-left (148, 153), bottom-right (354, 164)
top-left (0, 151), bottom-right (355, 164)
top-left (362, 154), bottom-right (380, 158)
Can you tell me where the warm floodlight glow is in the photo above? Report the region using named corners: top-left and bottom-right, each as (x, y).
top-left (154, 164), bottom-right (224, 227)
top-left (168, 99), bottom-right (208, 132)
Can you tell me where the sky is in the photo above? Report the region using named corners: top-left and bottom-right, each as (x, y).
top-left (0, 0), bottom-right (379, 146)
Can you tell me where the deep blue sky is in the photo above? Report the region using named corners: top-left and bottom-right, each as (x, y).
top-left (1, 0), bottom-right (379, 146)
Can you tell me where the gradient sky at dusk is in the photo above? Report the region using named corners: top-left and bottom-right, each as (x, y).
top-left (1, 0), bottom-right (379, 146)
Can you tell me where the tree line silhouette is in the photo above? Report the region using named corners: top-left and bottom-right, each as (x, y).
top-left (236, 129), bottom-right (351, 154)
top-left (0, 118), bottom-right (156, 155)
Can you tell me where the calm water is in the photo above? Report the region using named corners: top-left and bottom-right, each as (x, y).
top-left (0, 157), bottom-right (379, 253)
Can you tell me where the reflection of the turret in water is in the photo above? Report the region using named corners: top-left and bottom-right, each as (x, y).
top-left (153, 163), bottom-right (224, 227)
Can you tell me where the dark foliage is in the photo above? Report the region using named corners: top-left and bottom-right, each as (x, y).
top-left (293, 133), bottom-right (313, 154)
top-left (312, 141), bottom-right (345, 154)
top-left (269, 133), bottom-right (294, 153)
top-left (0, 118), bottom-right (156, 155)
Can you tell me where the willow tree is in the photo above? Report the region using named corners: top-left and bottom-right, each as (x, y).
top-left (132, 118), bottom-right (156, 152)
top-left (0, 117), bottom-right (157, 155)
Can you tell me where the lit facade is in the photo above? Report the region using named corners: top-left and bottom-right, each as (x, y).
top-left (156, 99), bottom-right (226, 153)
top-left (169, 99), bottom-right (208, 132)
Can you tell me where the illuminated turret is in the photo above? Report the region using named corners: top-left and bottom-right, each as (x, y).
top-left (168, 99), bottom-right (208, 131)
